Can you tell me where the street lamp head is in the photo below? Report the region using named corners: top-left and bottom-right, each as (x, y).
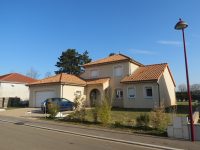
top-left (175, 18), bottom-right (188, 30)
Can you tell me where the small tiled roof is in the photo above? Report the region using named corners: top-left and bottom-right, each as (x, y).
top-left (28, 73), bottom-right (86, 86)
top-left (86, 77), bottom-right (110, 85)
top-left (121, 63), bottom-right (175, 85)
top-left (83, 54), bottom-right (143, 67)
top-left (0, 73), bottom-right (37, 83)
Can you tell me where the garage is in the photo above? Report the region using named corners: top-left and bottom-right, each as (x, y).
top-left (35, 91), bottom-right (56, 107)
top-left (28, 73), bottom-right (86, 107)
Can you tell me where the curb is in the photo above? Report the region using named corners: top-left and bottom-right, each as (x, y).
top-left (0, 119), bottom-right (183, 150)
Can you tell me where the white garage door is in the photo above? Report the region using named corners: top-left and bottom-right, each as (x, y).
top-left (35, 91), bottom-right (56, 107)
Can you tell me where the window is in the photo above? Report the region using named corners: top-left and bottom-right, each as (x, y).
top-left (91, 70), bottom-right (99, 78)
top-left (128, 87), bottom-right (136, 98)
top-left (144, 86), bottom-right (153, 98)
top-left (114, 66), bottom-right (123, 77)
top-left (74, 91), bottom-right (81, 96)
top-left (116, 89), bottom-right (123, 99)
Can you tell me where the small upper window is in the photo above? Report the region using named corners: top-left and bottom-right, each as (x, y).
top-left (116, 89), bottom-right (123, 99)
top-left (128, 87), bottom-right (136, 98)
top-left (144, 86), bottom-right (153, 98)
top-left (91, 70), bottom-right (99, 78)
top-left (114, 66), bottom-right (123, 77)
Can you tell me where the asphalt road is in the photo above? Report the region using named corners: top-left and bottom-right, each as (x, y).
top-left (0, 121), bottom-right (155, 150)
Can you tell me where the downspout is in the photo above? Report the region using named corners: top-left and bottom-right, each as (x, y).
top-left (60, 73), bottom-right (64, 98)
top-left (61, 84), bottom-right (64, 98)
top-left (157, 82), bottom-right (161, 107)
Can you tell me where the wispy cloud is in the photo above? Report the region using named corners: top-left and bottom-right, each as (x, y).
top-left (157, 40), bottom-right (182, 46)
top-left (128, 49), bottom-right (156, 55)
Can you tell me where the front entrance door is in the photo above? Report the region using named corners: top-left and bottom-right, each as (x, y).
top-left (90, 89), bottom-right (101, 107)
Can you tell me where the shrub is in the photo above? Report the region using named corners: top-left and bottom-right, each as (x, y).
top-left (126, 119), bottom-right (136, 127)
top-left (48, 102), bottom-right (60, 118)
top-left (98, 95), bottom-right (112, 126)
top-left (136, 113), bottom-right (150, 128)
top-left (91, 89), bottom-right (112, 125)
top-left (67, 95), bottom-right (86, 122)
top-left (91, 104), bottom-right (100, 123)
top-left (150, 106), bottom-right (170, 130)
top-left (113, 121), bottom-right (124, 128)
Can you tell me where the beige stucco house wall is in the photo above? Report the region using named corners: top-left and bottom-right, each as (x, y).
top-left (123, 82), bottom-right (160, 108)
top-left (158, 67), bottom-right (176, 107)
top-left (62, 85), bottom-right (85, 102)
top-left (81, 61), bottom-right (140, 107)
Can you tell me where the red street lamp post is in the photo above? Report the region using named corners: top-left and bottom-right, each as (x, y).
top-left (175, 18), bottom-right (195, 141)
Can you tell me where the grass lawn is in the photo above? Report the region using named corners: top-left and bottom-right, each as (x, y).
top-left (177, 101), bottom-right (198, 106)
top-left (84, 104), bottom-right (193, 125)
top-left (85, 108), bottom-right (147, 124)
top-left (50, 101), bottom-right (199, 137)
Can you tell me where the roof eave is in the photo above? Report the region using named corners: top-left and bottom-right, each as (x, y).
top-left (121, 79), bottom-right (158, 84)
top-left (28, 81), bottom-right (86, 87)
top-left (61, 82), bottom-right (86, 87)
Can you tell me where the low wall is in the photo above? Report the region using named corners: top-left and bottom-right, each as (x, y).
top-left (167, 113), bottom-right (200, 141)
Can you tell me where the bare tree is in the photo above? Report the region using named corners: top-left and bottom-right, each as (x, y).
top-left (178, 83), bottom-right (187, 92)
top-left (44, 72), bottom-right (52, 78)
top-left (26, 67), bottom-right (40, 79)
top-left (190, 84), bottom-right (200, 92)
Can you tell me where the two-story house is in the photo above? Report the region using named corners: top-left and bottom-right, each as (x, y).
top-left (28, 54), bottom-right (176, 108)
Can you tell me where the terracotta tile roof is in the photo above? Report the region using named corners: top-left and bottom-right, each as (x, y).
top-left (0, 73), bottom-right (37, 83)
top-left (121, 63), bottom-right (174, 84)
top-left (28, 73), bottom-right (86, 86)
top-left (83, 54), bottom-right (143, 67)
top-left (86, 77), bottom-right (110, 85)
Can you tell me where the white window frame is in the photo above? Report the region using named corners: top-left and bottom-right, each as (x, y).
top-left (74, 90), bottom-right (81, 96)
top-left (115, 89), bottom-right (123, 99)
top-left (144, 86), bottom-right (153, 99)
top-left (127, 86), bottom-right (136, 99)
top-left (113, 65), bottom-right (123, 77)
top-left (91, 69), bottom-right (99, 78)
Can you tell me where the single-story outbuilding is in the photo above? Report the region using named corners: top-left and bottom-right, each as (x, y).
top-left (0, 73), bottom-right (37, 101)
top-left (28, 73), bottom-right (86, 107)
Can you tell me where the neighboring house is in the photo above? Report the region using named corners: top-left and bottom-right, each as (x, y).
top-left (29, 54), bottom-right (176, 108)
top-left (0, 73), bottom-right (37, 101)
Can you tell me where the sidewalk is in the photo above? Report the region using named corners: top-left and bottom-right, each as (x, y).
top-left (0, 108), bottom-right (46, 119)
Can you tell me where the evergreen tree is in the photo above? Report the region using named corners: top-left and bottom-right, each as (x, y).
top-left (80, 50), bottom-right (92, 72)
top-left (55, 49), bottom-right (91, 75)
top-left (109, 53), bottom-right (116, 56)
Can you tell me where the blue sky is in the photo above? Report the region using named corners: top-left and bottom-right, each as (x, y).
top-left (0, 0), bottom-right (199, 86)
